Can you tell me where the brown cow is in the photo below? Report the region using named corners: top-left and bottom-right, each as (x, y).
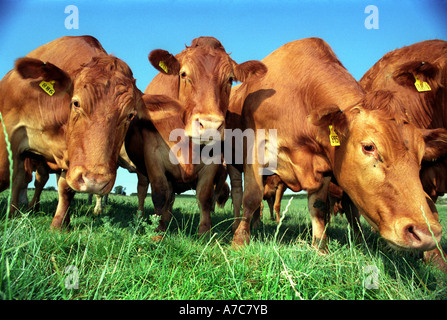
top-left (359, 39), bottom-right (447, 271)
top-left (126, 36), bottom-right (266, 234)
top-left (0, 35), bottom-right (179, 229)
top-left (227, 38), bottom-right (447, 254)
top-left (359, 39), bottom-right (447, 199)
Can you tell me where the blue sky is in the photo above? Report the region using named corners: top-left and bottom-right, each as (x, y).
top-left (0, 0), bottom-right (446, 195)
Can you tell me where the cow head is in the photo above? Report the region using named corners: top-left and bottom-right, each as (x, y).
top-left (148, 36), bottom-right (267, 144)
top-left (311, 90), bottom-right (447, 251)
top-left (16, 56), bottom-right (140, 195)
top-left (361, 60), bottom-right (442, 129)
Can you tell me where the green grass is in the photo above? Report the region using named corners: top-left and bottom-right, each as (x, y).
top-left (1, 191), bottom-right (447, 300)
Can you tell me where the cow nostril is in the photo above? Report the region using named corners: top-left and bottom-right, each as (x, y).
top-left (77, 174), bottom-right (85, 186)
top-left (406, 225), bottom-right (422, 242)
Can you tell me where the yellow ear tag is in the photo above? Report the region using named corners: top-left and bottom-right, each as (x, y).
top-left (159, 61), bottom-right (169, 73)
top-left (414, 75), bottom-right (431, 92)
top-left (329, 125), bottom-right (340, 146)
top-left (39, 80), bottom-right (55, 96)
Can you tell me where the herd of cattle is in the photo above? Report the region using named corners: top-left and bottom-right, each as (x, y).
top-left (0, 35), bottom-right (446, 273)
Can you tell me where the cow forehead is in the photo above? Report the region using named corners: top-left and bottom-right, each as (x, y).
top-left (73, 82), bottom-right (136, 115)
top-left (179, 48), bottom-right (233, 76)
top-left (72, 57), bottom-right (137, 112)
top-left (351, 110), bottom-right (423, 157)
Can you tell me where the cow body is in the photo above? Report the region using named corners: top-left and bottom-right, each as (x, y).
top-left (227, 38), bottom-right (447, 253)
top-left (126, 37), bottom-right (266, 234)
top-left (0, 36), bottom-right (148, 228)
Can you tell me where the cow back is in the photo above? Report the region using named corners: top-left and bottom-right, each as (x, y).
top-left (26, 36), bottom-right (107, 75)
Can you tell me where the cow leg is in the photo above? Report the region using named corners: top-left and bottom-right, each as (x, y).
top-left (29, 162), bottom-right (49, 212)
top-left (251, 205), bottom-right (262, 230)
top-left (137, 172), bottom-right (149, 217)
top-left (19, 158), bottom-right (35, 209)
top-left (211, 165), bottom-right (227, 213)
top-left (93, 195), bottom-right (103, 215)
top-left (273, 183), bottom-right (286, 223)
top-left (50, 174), bottom-right (75, 229)
top-left (18, 187), bottom-right (29, 207)
top-left (0, 126), bottom-right (11, 193)
top-left (423, 248), bottom-right (447, 273)
top-left (233, 163), bottom-right (263, 247)
top-left (228, 164), bottom-right (243, 233)
top-left (196, 165), bottom-right (219, 235)
top-left (150, 175), bottom-right (172, 232)
top-left (266, 196), bottom-right (274, 221)
top-left (10, 157), bottom-right (28, 216)
top-left (308, 176), bottom-right (331, 251)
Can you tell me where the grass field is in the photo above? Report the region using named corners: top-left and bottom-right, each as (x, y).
top-left (1, 190), bottom-right (447, 300)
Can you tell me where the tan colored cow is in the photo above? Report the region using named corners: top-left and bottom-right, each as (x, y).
top-left (227, 38), bottom-right (447, 253)
top-left (359, 39), bottom-right (447, 271)
top-left (126, 37), bottom-right (266, 234)
top-left (0, 35), bottom-right (180, 229)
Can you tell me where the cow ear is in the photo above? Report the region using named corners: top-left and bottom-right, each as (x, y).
top-left (137, 94), bottom-right (184, 121)
top-left (309, 105), bottom-right (351, 145)
top-left (233, 60), bottom-right (267, 82)
top-left (148, 49), bottom-right (180, 75)
top-left (15, 57), bottom-right (72, 95)
top-left (392, 61), bottom-right (438, 90)
top-left (309, 105), bottom-right (349, 133)
top-left (421, 128), bottom-right (447, 161)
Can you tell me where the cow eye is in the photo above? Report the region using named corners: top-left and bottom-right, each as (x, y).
top-left (362, 144), bottom-right (376, 155)
top-left (228, 76), bottom-right (234, 85)
top-left (180, 71), bottom-right (187, 79)
top-left (127, 111), bottom-right (136, 121)
top-left (71, 99), bottom-right (80, 111)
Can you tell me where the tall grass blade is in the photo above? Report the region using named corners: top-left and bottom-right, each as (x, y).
top-left (421, 205), bottom-right (447, 264)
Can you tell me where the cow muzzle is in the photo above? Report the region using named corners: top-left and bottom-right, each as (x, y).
top-left (66, 166), bottom-right (115, 195)
top-left (188, 115), bottom-right (225, 145)
top-left (386, 218), bottom-right (442, 251)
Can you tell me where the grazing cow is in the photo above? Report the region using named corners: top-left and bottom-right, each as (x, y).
top-left (359, 40), bottom-right (447, 199)
top-left (126, 36), bottom-right (266, 234)
top-left (227, 38), bottom-right (447, 254)
top-left (0, 35), bottom-right (178, 229)
top-left (359, 39), bottom-right (447, 271)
